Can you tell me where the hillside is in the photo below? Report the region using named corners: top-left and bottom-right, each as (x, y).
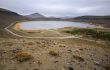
top-left (26, 13), bottom-right (45, 19)
top-left (0, 8), bottom-right (110, 70)
top-left (0, 8), bottom-right (26, 38)
top-left (0, 8), bottom-right (26, 28)
top-left (73, 16), bottom-right (110, 27)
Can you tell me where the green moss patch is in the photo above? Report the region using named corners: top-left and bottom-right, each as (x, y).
top-left (64, 28), bottom-right (110, 41)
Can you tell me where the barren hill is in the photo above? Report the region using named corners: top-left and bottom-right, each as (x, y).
top-left (73, 16), bottom-right (110, 27)
top-left (0, 8), bottom-right (25, 37)
top-left (26, 13), bottom-right (45, 19)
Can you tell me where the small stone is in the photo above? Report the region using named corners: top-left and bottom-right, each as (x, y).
top-left (11, 48), bottom-right (22, 53)
top-left (94, 61), bottom-right (100, 65)
top-left (105, 54), bottom-right (109, 58)
top-left (3, 51), bottom-right (7, 53)
top-left (59, 44), bottom-right (66, 47)
top-left (94, 68), bottom-right (97, 70)
top-left (28, 42), bottom-right (34, 45)
top-left (37, 60), bottom-right (42, 65)
top-left (26, 69), bottom-right (29, 70)
top-left (79, 48), bottom-right (83, 51)
top-left (22, 40), bottom-right (26, 42)
top-left (33, 62), bottom-right (36, 63)
top-left (49, 51), bottom-right (59, 57)
top-left (68, 67), bottom-right (74, 70)
top-left (72, 55), bottom-right (84, 62)
top-left (36, 42), bottom-right (41, 44)
top-left (67, 49), bottom-right (72, 53)
top-left (34, 68), bottom-right (39, 70)
top-left (54, 61), bottom-right (58, 63)
top-left (104, 65), bottom-right (110, 70)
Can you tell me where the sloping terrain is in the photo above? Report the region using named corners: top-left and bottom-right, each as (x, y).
top-left (0, 8), bottom-right (110, 70)
top-left (0, 38), bottom-right (110, 70)
top-left (72, 16), bottom-right (110, 28)
top-left (0, 8), bottom-right (26, 38)
top-left (66, 16), bottom-right (110, 28)
top-left (0, 8), bottom-right (27, 28)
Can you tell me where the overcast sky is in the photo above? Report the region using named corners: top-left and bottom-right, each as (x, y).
top-left (0, 0), bottom-right (110, 17)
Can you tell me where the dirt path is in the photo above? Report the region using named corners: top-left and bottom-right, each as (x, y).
top-left (4, 23), bottom-right (77, 39)
top-left (5, 27), bottom-right (78, 39)
top-left (5, 23), bottom-right (98, 42)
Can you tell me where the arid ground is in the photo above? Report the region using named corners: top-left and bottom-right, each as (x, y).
top-left (0, 22), bottom-right (110, 70)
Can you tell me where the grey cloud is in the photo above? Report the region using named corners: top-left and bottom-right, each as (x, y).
top-left (0, 0), bottom-right (110, 17)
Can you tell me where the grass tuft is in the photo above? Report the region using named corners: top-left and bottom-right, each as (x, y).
top-left (72, 55), bottom-right (84, 62)
top-left (14, 51), bottom-right (33, 62)
top-left (28, 42), bottom-right (34, 45)
top-left (49, 51), bottom-right (59, 57)
top-left (64, 28), bottom-right (110, 41)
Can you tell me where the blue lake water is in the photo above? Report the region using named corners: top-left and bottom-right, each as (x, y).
top-left (20, 21), bottom-right (96, 30)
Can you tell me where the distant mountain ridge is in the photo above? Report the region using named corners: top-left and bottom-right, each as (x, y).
top-left (74, 16), bottom-right (110, 20)
top-left (0, 8), bottom-right (27, 37)
top-left (0, 8), bottom-right (25, 28)
top-left (72, 16), bottom-right (110, 27)
top-left (0, 8), bottom-right (20, 15)
top-left (26, 13), bottom-right (45, 19)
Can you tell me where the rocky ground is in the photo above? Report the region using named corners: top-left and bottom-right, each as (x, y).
top-left (0, 8), bottom-right (110, 70)
top-left (0, 38), bottom-right (110, 70)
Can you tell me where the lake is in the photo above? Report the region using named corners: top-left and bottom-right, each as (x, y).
top-left (20, 21), bottom-right (96, 30)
